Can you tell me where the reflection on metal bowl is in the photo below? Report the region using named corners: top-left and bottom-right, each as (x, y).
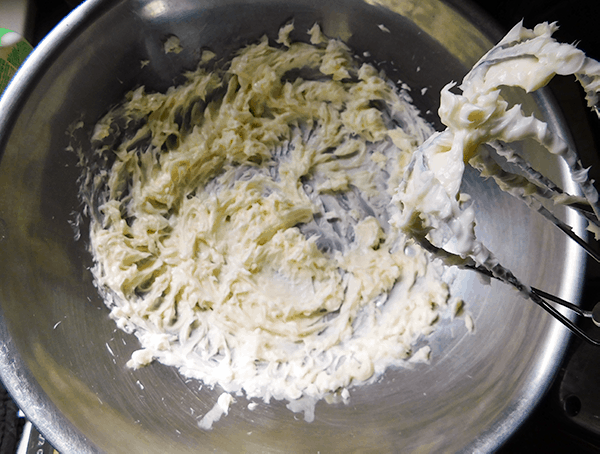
top-left (0, 0), bottom-right (586, 452)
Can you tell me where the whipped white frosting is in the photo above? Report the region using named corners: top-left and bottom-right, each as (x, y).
top-left (80, 24), bottom-right (451, 427)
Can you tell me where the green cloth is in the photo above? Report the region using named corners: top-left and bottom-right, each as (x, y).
top-left (0, 31), bottom-right (33, 95)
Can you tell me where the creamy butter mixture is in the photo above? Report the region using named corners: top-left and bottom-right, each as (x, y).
top-left (82, 24), bottom-right (449, 425)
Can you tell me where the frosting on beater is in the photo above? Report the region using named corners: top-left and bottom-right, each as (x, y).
top-left (392, 21), bottom-right (600, 274)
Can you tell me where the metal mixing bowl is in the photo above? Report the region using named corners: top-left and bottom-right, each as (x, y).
top-left (0, 0), bottom-right (586, 452)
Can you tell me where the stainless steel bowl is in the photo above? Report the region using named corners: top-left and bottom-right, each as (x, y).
top-left (0, 0), bottom-right (586, 452)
